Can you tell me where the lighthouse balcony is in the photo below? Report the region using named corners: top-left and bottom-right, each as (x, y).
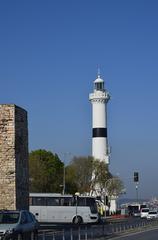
top-left (89, 92), bottom-right (110, 101)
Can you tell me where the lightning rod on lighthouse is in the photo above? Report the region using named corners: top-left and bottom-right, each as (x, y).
top-left (89, 72), bottom-right (110, 164)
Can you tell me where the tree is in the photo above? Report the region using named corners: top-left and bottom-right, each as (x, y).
top-left (105, 176), bottom-right (124, 201)
top-left (29, 150), bottom-right (124, 199)
top-left (91, 159), bottom-right (112, 194)
top-left (64, 165), bottom-right (78, 194)
top-left (65, 156), bottom-right (114, 195)
top-left (29, 149), bottom-right (63, 193)
top-left (65, 156), bottom-right (93, 194)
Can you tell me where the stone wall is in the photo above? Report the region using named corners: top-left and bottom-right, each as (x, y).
top-left (0, 104), bottom-right (29, 210)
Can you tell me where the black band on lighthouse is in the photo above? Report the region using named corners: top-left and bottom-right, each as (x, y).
top-left (93, 128), bottom-right (107, 138)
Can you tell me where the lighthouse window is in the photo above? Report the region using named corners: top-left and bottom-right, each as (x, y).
top-left (95, 82), bottom-right (104, 91)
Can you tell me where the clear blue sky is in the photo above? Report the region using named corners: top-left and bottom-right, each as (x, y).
top-left (1, 0), bottom-right (158, 199)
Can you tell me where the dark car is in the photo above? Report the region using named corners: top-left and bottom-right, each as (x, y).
top-left (0, 210), bottom-right (39, 240)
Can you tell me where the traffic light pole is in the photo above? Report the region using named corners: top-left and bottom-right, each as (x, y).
top-left (136, 184), bottom-right (138, 203)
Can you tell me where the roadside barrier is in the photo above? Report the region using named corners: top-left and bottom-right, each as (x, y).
top-left (38, 219), bottom-right (158, 240)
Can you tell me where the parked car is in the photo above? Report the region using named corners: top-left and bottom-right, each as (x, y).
top-left (146, 210), bottom-right (158, 220)
top-left (0, 209), bottom-right (39, 240)
top-left (140, 208), bottom-right (149, 218)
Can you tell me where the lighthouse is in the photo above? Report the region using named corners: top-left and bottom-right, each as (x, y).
top-left (89, 72), bottom-right (110, 164)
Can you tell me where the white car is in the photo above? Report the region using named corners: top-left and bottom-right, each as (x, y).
top-left (140, 208), bottom-right (149, 218)
top-left (146, 210), bottom-right (158, 220)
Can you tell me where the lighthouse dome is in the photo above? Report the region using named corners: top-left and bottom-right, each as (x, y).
top-left (94, 75), bottom-right (104, 91)
top-left (94, 75), bottom-right (104, 83)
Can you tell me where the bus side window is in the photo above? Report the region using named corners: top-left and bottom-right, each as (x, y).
top-left (32, 197), bottom-right (46, 206)
top-left (46, 197), bottom-right (60, 206)
top-left (60, 198), bottom-right (64, 206)
top-left (60, 197), bottom-right (71, 206)
top-left (78, 198), bottom-right (86, 206)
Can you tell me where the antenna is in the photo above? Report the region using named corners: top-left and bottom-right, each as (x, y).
top-left (97, 65), bottom-right (101, 78)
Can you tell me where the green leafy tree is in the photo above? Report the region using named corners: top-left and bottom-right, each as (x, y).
top-left (65, 165), bottom-right (78, 194)
top-left (29, 149), bottom-right (63, 193)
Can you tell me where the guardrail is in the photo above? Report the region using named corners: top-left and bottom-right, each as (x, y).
top-left (38, 218), bottom-right (158, 240)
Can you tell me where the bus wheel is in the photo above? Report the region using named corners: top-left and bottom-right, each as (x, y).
top-left (73, 216), bottom-right (83, 224)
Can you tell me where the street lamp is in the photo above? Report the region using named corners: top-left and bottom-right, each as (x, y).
top-left (61, 152), bottom-right (71, 195)
top-left (62, 163), bottom-right (65, 195)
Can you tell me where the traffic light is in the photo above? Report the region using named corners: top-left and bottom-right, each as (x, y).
top-left (134, 172), bottom-right (139, 182)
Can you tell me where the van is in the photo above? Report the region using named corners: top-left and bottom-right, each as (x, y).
top-left (140, 208), bottom-right (149, 218)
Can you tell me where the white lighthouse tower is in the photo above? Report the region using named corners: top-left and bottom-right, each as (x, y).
top-left (89, 72), bottom-right (110, 164)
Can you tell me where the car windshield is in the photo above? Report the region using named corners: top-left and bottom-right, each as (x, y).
top-left (142, 209), bottom-right (149, 212)
top-left (0, 212), bottom-right (20, 224)
top-left (149, 211), bottom-right (157, 214)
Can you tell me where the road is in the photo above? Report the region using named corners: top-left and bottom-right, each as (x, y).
top-left (108, 227), bottom-right (158, 240)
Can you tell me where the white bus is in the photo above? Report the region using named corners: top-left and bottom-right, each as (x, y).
top-left (29, 193), bottom-right (98, 224)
